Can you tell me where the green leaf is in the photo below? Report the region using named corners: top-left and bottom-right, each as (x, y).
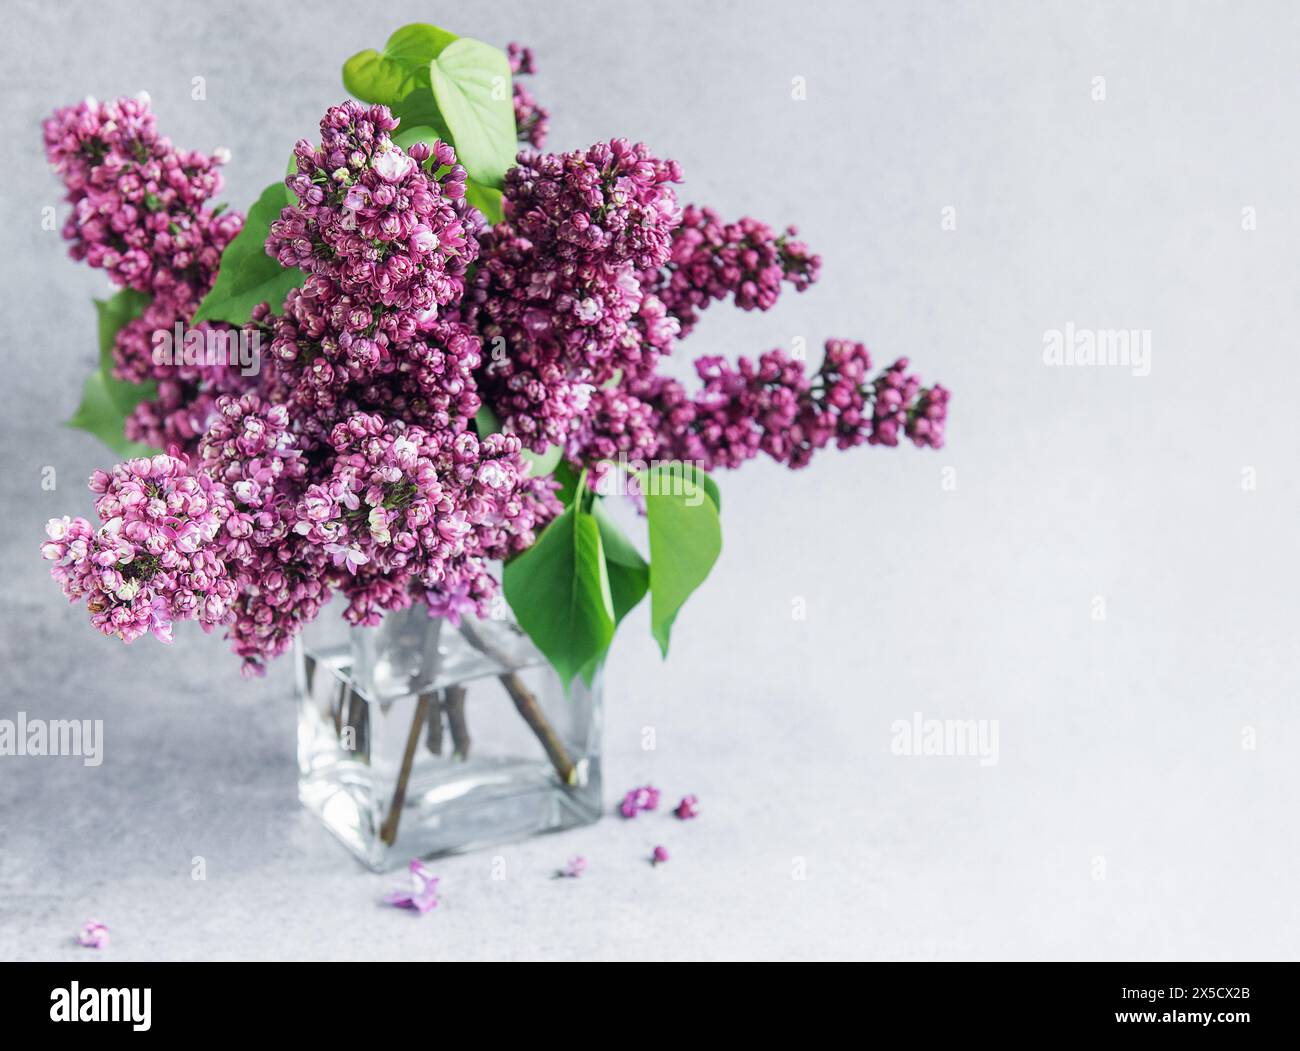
top-left (474, 403), bottom-right (501, 437)
top-left (341, 26), bottom-right (516, 194)
top-left (65, 291), bottom-right (159, 456)
top-left (465, 181), bottom-right (504, 225)
top-left (642, 464), bottom-right (723, 656)
top-left (343, 26), bottom-right (457, 140)
top-left (642, 459), bottom-right (721, 512)
top-left (503, 507), bottom-right (616, 688)
top-left (66, 370), bottom-right (157, 458)
top-left (521, 442), bottom-right (562, 479)
top-left (571, 504), bottom-right (651, 687)
top-left (428, 38), bottom-right (517, 188)
top-left (192, 182), bottom-right (305, 325)
top-left (552, 461), bottom-right (581, 508)
top-left (93, 290), bottom-right (155, 413)
top-left (592, 502), bottom-right (649, 625)
top-left (681, 463), bottom-right (721, 512)
top-left (343, 23), bottom-right (459, 105)
top-left (391, 91), bottom-right (454, 142)
top-left (393, 124), bottom-right (443, 154)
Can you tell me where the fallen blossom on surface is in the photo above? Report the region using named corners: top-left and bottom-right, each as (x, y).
top-left (76, 920), bottom-right (109, 949)
top-left (559, 856), bottom-right (587, 879)
top-left (619, 784), bottom-right (661, 818)
top-left (383, 859), bottom-right (440, 914)
top-left (673, 794), bottom-right (701, 820)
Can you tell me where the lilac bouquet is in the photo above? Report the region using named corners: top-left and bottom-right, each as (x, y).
top-left (40, 23), bottom-right (949, 690)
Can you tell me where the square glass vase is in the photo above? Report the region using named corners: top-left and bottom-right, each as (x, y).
top-left (296, 604), bottom-right (602, 871)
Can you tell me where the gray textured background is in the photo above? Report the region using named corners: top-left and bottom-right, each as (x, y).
top-left (2, 0), bottom-right (1298, 960)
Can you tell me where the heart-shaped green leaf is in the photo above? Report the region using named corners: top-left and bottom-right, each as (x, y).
top-left (592, 502), bottom-right (649, 626)
top-left (642, 464), bottom-right (723, 656)
top-left (474, 403), bottom-right (501, 437)
top-left (192, 182), bottom-right (306, 325)
top-left (503, 507), bottom-right (616, 688)
top-left (464, 181), bottom-right (504, 225)
top-left (551, 461), bottom-right (581, 508)
top-left (66, 369), bottom-right (157, 458)
top-left (342, 27), bottom-right (517, 192)
top-left (520, 442), bottom-right (563, 479)
top-left (343, 23), bottom-right (459, 105)
top-left (679, 462), bottom-right (721, 512)
top-left (428, 38), bottom-right (517, 188)
top-left (94, 290), bottom-right (155, 412)
top-left (65, 291), bottom-right (159, 456)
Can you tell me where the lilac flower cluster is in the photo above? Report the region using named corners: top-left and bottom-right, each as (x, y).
top-left (45, 101), bottom-right (554, 675)
top-left (272, 104), bottom-right (474, 314)
top-left (41, 455), bottom-right (238, 644)
top-left (567, 341), bottom-right (948, 473)
top-left (643, 204), bottom-right (821, 337)
top-left (262, 103), bottom-right (485, 452)
top-left (465, 81), bottom-right (942, 474)
top-left (43, 94), bottom-right (238, 302)
top-left (470, 139), bottom-right (683, 449)
top-left (564, 386), bottom-right (660, 472)
top-left (43, 95), bottom-right (246, 452)
top-left (197, 393), bottom-right (330, 671)
top-left (290, 413), bottom-right (546, 627)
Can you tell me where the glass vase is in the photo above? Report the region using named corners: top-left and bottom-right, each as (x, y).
top-left (295, 603), bottom-right (603, 871)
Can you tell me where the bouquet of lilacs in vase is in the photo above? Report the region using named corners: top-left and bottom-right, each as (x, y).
top-left (39, 23), bottom-right (949, 869)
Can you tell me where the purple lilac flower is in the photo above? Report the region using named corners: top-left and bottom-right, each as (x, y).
top-left (76, 920), bottom-right (110, 949)
top-left (470, 139), bottom-right (683, 449)
top-left (643, 204), bottom-right (821, 337)
top-left (617, 341), bottom-right (948, 473)
top-left (559, 855), bottom-right (587, 878)
top-left (43, 94), bottom-right (245, 455)
top-left (43, 93), bottom-right (236, 302)
top-left (383, 859), bottom-right (440, 914)
top-left (287, 414), bottom-right (549, 628)
top-left (41, 455), bottom-right (238, 644)
top-left (270, 102), bottom-right (475, 316)
top-left (673, 795), bottom-right (700, 820)
top-left (619, 784), bottom-right (661, 818)
top-left (564, 386), bottom-right (661, 480)
top-left (651, 845), bottom-right (670, 865)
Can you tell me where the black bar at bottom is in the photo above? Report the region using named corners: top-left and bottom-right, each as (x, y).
top-left (0, 962), bottom-right (1288, 1036)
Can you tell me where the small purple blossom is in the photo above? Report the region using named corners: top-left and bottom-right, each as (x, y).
top-left (651, 845), bottom-right (670, 866)
top-left (673, 794), bottom-right (700, 820)
top-left (559, 855), bottom-right (587, 879)
top-left (383, 859), bottom-right (440, 914)
top-left (619, 784), bottom-right (661, 818)
top-left (76, 920), bottom-right (110, 949)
